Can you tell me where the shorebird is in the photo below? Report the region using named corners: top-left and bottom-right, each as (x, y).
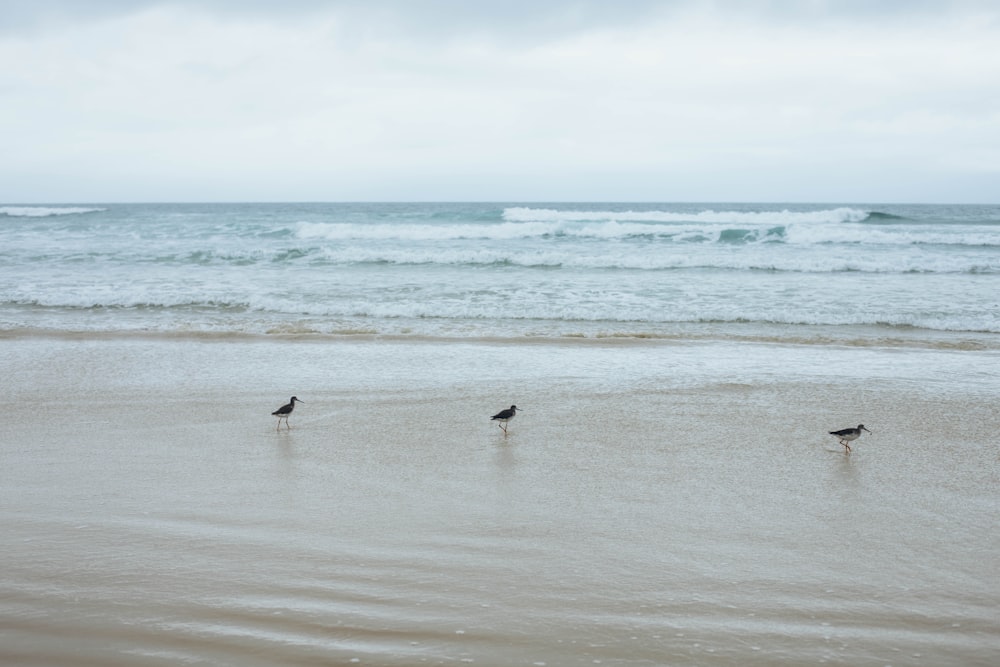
top-left (829, 424), bottom-right (871, 453)
top-left (272, 396), bottom-right (303, 430)
top-left (491, 405), bottom-right (520, 435)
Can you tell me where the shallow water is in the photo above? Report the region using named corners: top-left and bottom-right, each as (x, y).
top-left (2, 336), bottom-right (998, 666)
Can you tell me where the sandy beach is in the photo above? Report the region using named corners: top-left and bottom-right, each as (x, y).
top-left (2, 334), bottom-right (999, 666)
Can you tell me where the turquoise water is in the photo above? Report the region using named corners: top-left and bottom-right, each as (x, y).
top-left (2, 202), bottom-right (999, 341)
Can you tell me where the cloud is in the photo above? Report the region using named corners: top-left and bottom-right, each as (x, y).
top-left (2, 1), bottom-right (999, 201)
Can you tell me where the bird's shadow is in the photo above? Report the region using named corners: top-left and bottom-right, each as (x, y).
top-left (818, 440), bottom-right (852, 455)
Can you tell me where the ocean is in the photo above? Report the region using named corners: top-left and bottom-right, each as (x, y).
top-left (3, 202), bottom-right (999, 666)
top-left (2, 202), bottom-right (999, 343)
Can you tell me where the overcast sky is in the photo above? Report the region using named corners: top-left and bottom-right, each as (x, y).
top-left (2, 0), bottom-right (999, 203)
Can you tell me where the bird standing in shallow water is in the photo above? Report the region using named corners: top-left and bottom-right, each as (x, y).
top-left (272, 396), bottom-right (303, 430)
top-left (491, 405), bottom-right (519, 435)
top-left (829, 424), bottom-right (871, 453)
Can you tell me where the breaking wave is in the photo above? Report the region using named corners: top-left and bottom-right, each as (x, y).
top-left (502, 206), bottom-right (873, 225)
top-left (0, 206), bottom-right (107, 217)
top-left (291, 211), bottom-right (1000, 248)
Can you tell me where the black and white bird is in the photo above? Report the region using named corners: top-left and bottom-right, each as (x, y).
top-left (829, 424), bottom-right (871, 453)
top-left (491, 405), bottom-right (520, 435)
top-left (272, 396), bottom-right (303, 430)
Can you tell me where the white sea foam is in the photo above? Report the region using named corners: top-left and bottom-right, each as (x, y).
top-left (783, 223), bottom-right (1000, 247)
top-left (0, 206), bottom-right (106, 217)
top-left (8, 264), bottom-right (1000, 334)
top-left (305, 245), bottom-right (999, 274)
top-left (502, 206), bottom-right (871, 225)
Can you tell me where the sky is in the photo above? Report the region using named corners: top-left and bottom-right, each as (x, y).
top-left (2, 0), bottom-right (999, 203)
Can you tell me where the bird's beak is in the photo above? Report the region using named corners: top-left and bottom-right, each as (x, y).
top-left (862, 426), bottom-right (871, 432)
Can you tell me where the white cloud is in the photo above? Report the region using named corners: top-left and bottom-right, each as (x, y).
top-left (2, 1), bottom-right (999, 201)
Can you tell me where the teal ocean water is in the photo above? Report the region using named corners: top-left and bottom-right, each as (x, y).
top-left (2, 202), bottom-right (999, 343)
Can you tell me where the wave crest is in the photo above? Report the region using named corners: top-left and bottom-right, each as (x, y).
top-left (502, 206), bottom-right (871, 225)
top-left (0, 206), bottom-right (107, 217)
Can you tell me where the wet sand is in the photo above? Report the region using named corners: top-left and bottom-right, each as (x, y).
top-left (2, 336), bottom-right (999, 666)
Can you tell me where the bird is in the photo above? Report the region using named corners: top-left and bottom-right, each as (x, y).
top-left (272, 396), bottom-right (303, 430)
top-left (491, 405), bottom-right (520, 435)
top-left (829, 424), bottom-right (871, 453)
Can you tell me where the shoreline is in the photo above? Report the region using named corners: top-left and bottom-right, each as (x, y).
top-left (2, 322), bottom-right (999, 351)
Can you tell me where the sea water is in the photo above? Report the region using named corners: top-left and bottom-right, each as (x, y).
top-left (2, 202), bottom-right (999, 343)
